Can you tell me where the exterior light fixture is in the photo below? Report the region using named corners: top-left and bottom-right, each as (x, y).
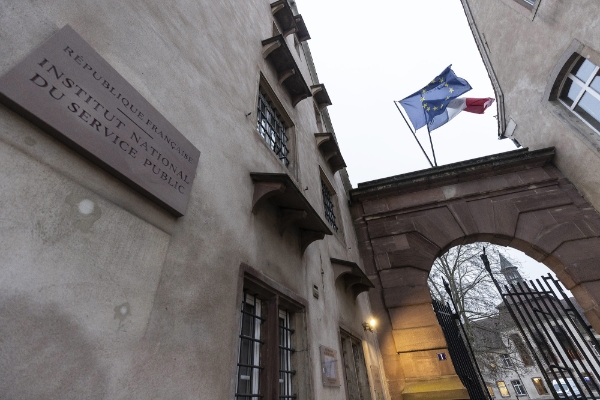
top-left (363, 318), bottom-right (377, 332)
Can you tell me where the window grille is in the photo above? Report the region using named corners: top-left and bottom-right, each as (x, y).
top-left (321, 181), bottom-right (338, 232)
top-left (511, 380), bottom-right (527, 396)
top-left (559, 57), bottom-right (600, 133)
top-left (279, 310), bottom-right (296, 399)
top-left (257, 90), bottom-right (290, 167)
top-left (236, 293), bottom-right (264, 399)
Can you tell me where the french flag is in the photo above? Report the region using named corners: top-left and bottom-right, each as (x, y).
top-left (429, 97), bottom-right (495, 131)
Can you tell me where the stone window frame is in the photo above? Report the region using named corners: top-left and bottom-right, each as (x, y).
top-left (499, 0), bottom-right (542, 20)
top-left (234, 264), bottom-right (309, 400)
top-left (486, 382), bottom-right (496, 398)
top-left (544, 40), bottom-right (600, 157)
top-left (255, 75), bottom-right (298, 177)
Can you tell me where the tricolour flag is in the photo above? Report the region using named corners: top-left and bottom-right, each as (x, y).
top-left (399, 65), bottom-right (472, 131)
top-left (428, 97), bottom-right (495, 131)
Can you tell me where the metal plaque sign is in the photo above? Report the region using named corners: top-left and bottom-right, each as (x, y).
top-left (0, 25), bottom-right (200, 216)
top-left (319, 345), bottom-right (340, 387)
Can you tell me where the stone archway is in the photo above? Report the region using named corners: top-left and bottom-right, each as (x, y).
top-left (350, 148), bottom-right (600, 400)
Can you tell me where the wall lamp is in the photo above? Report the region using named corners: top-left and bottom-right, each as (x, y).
top-left (363, 318), bottom-right (377, 332)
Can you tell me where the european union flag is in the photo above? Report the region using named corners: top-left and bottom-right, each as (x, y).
top-left (399, 65), bottom-right (471, 131)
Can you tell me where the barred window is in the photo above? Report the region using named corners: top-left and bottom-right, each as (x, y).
top-left (321, 181), bottom-right (338, 232)
top-left (236, 293), bottom-right (263, 399)
top-left (511, 380), bottom-right (527, 396)
top-left (235, 286), bottom-right (299, 399)
top-left (279, 310), bottom-right (294, 399)
top-left (257, 89), bottom-right (290, 167)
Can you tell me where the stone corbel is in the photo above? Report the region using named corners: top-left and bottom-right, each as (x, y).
top-left (252, 181), bottom-right (286, 214)
top-left (292, 93), bottom-right (310, 108)
top-left (301, 230), bottom-right (325, 254)
top-left (279, 208), bottom-right (307, 236)
top-left (278, 69), bottom-right (296, 85)
top-left (262, 40), bottom-right (281, 59)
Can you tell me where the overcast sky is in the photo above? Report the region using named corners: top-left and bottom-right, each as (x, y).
top-left (297, 1), bottom-right (557, 281)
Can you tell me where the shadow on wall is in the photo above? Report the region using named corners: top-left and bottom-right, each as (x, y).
top-left (0, 296), bottom-right (107, 400)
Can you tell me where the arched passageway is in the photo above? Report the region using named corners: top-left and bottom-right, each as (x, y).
top-left (350, 148), bottom-right (600, 400)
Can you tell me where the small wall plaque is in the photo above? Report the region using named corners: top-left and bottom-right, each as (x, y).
top-left (0, 25), bottom-right (200, 216)
top-left (320, 345), bottom-right (340, 387)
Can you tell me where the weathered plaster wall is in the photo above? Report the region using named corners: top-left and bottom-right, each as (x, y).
top-left (463, 0), bottom-right (600, 212)
top-left (0, 0), bottom-right (384, 398)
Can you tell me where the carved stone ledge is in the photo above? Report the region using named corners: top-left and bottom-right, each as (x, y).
top-left (294, 15), bottom-right (311, 42)
top-left (261, 35), bottom-right (311, 107)
top-left (315, 133), bottom-right (347, 174)
top-left (279, 208), bottom-right (307, 236)
top-left (311, 84), bottom-right (332, 110)
top-left (251, 173), bottom-right (332, 253)
top-left (270, 1), bottom-right (311, 42)
top-left (330, 258), bottom-right (375, 299)
top-left (301, 230), bottom-right (326, 254)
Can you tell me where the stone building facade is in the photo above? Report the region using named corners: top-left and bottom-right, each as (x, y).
top-left (0, 0), bottom-right (388, 399)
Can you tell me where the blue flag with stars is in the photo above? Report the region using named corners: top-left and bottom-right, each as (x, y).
top-left (399, 65), bottom-right (471, 131)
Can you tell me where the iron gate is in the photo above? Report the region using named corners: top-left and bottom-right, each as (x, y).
top-left (433, 299), bottom-right (491, 400)
top-left (481, 250), bottom-right (600, 400)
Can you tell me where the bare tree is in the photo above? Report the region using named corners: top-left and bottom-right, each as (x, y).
top-left (428, 243), bottom-right (535, 379)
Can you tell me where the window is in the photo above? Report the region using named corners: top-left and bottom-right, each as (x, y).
top-left (235, 269), bottom-right (306, 400)
top-left (553, 325), bottom-right (582, 360)
top-left (497, 381), bottom-right (510, 397)
top-left (486, 382), bottom-right (496, 398)
top-left (511, 379), bottom-right (527, 396)
top-left (236, 293), bottom-right (263, 399)
top-left (532, 377), bottom-right (548, 395)
top-left (500, 353), bottom-right (513, 368)
top-left (533, 332), bottom-right (557, 364)
top-left (340, 331), bottom-right (371, 400)
top-left (321, 180), bottom-right (338, 232)
top-left (279, 310), bottom-right (293, 399)
top-left (510, 333), bottom-right (534, 366)
top-left (559, 57), bottom-right (600, 133)
top-left (257, 88), bottom-right (290, 167)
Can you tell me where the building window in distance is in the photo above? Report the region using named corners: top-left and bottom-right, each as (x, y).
top-left (500, 354), bottom-right (513, 368)
top-left (321, 180), bottom-right (338, 232)
top-left (486, 383), bottom-right (496, 398)
top-left (257, 88), bottom-right (290, 167)
top-left (559, 57), bottom-right (600, 133)
top-left (532, 378), bottom-right (548, 395)
top-left (497, 381), bottom-right (510, 397)
top-left (511, 379), bottom-right (527, 396)
top-left (510, 333), bottom-right (534, 366)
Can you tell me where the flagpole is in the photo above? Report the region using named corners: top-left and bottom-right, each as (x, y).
top-left (425, 123), bottom-right (438, 167)
top-left (394, 101), bottom-right (433, 168)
